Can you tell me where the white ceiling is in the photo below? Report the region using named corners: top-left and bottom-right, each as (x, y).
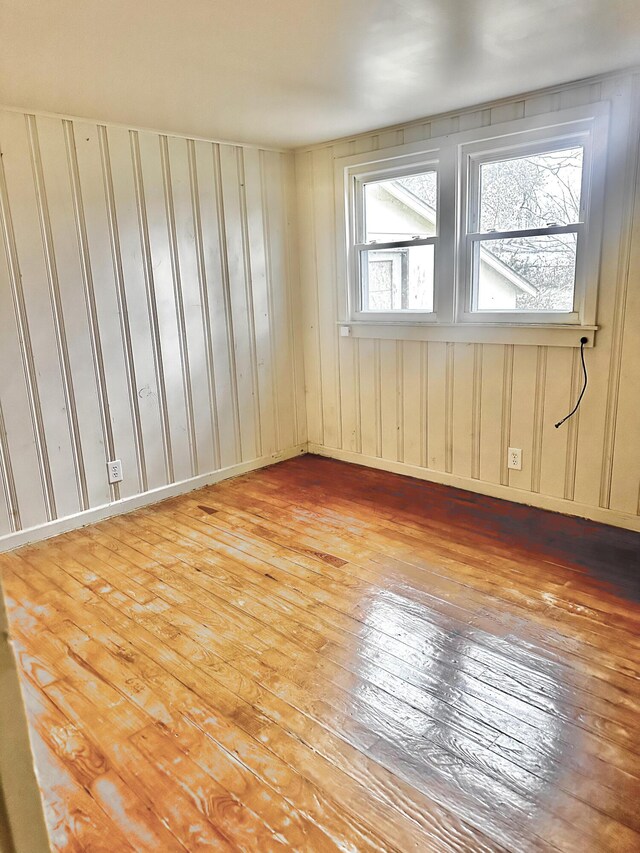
top-left (1, 0), bottom-right (639, 148)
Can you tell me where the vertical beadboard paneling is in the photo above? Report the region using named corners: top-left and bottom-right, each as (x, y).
top-left (401, 341), bottom-right (425, 468)
top-left (537, 348), bottom-right (571, 498)
top-left (478, 345), bottom-right (505, 485)
top-left (426, 342), bottom-right (447, 471)
top-left (576, 77), bottom-right (636, 511)
top-left (75, 123), bottom-right (143, 499)
top-left (0, 107), bottom-right (305, 542)
top-left (35, 115), bottom-right (110, 509)
top-left (451, 343), bottom-right (475, 479)
top-left (66, 122), bottom-right (126, 498)
top-left (379, 339), bottom-right (399, 462)
top-left (105, 125), bottom-right (167, 491)
top-left (261, 150), bottom-right (297, 451)
top-left (508, 347), bottom-right (538, 491)
top-left (296, 150), bottom-right (323, 446)
top-left (311, 147), bottom-right (341, 449)
top-left (609, 129), bottom-right (640, 513)
top-left (218, 145), bottom-right (260, 462)
top-left (358, 339), bottom-right (378, 459)
top-left (0, 110), bottom-right (77, 520)
top-left (0, 401), bottom-right (16, 534)
top-left (339, 337), bottom-right (359, 453)
top-left (0, 174), bottom-right (48, 530)
top-left (193, 140), bottom-right (240, 469)
top-left (136, 130), bottom-right (190, 481)
top-left (282, 151), bottom-right (308, 448)
top-left (601, 75), bottom-right (640, 514)
top-left (166, 135), bottom-right (216, 475)
top-left (242, 148), bottom-right (278, 456)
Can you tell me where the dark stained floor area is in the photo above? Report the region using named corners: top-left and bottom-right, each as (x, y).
top-left (1, 454), bottom-right (639, 851)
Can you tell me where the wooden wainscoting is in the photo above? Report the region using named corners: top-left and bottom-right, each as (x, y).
top-left (1, 455), bottom-right (639, 851)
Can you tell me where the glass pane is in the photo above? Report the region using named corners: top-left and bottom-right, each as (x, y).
top-left (361, 244), bottom-right (434, 312)
top-left (364, 171), bottom-right (437, 243)
top-left (479, 146), bottom-right (583, 232)
top-left (475, 233), bottom-right (576, 312)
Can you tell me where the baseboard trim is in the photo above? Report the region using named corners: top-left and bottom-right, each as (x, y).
top-left (0, 445), bottom-right (307, 553)
top-left (307, 444), bottom-right (640, 533)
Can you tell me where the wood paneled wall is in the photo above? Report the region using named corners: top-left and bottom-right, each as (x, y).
top-left (296, 73), bottom-right (640, 530)
top-left (0, 109), bottom-right (306, 542)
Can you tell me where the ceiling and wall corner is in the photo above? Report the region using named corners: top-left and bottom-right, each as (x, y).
top-left (1, 0), bottom-right (640, 148)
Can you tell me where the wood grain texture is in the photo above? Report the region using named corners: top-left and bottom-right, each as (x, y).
top-left (2, 455), bottom-right (639, 852)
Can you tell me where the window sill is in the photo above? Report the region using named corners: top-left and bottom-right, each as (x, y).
top-left (338, 322), bottom-right (597, 347)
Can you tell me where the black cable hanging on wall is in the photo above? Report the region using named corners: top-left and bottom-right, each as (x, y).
top-left (554, 337), bottom-right (589, 429)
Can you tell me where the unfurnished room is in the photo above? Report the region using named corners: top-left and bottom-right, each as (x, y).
top-left (0, 1), bottom-right (639, 851)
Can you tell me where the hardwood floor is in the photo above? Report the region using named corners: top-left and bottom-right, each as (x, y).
top-left (1, 455), bottom-right (639, 852)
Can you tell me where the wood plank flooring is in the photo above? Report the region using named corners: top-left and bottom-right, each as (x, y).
top-left (1, 455), bottom-right (640, 852)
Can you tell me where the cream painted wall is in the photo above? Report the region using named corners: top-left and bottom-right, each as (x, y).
top-left (0, 108), bottom-right (306, 547)
top-left (296, 72), bottom-right (640, 531)
top-left (0, 71), bottom-right (639, 545)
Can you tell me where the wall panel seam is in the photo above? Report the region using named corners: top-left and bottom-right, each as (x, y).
top-left (308, 150), bottom-right (325, 445)
top-left (283, 154), bottom-right (303, 447)
top-left (26, 114), bottom-right (88, 511)
top-left (471, 343), bottom-right (482, 481)
top-left (396, 341), bottom-right (404, 463)
top-left (500, 345), bottom-right (514, 486)
top-left (98, 125), bottom-right (147, 492)
top-left (564, 347), bottom-right (581, 501)
top-left (130, 129), bottom-right (174, 482)
top-left (0, 136), bottom-right (55, 521)
top-left (212, 143), bottom-right (242, 462)
top-left (64, 119), bottom-right (119, 501)
top-left (421, 341), bottom-right (428, 468)
top-left (259, 149), bottom-right (281, 451)
top-left (0, 401), bottom-right (20, 531)
top-left (187, 139), bottom-right (221, 470)
top-left (159, 134), bottom-right (198, 476)
top-left (374, 339), bottom-right (382, 458)
top-left (599, 75), bottom-right (640, 508)
top-left (354, 339), bottom-right (362, 454)
top-left (328, 149), bottom-right (343, 450)
top-left (531, 346), bottom-right (547, 494)
top-left (237, 147), bottom-right (263, 456)
top-left (444, 341), bottom-right (454, 474)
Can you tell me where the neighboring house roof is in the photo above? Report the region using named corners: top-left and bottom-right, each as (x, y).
top-left (383, 182), bottom-right (538, 296)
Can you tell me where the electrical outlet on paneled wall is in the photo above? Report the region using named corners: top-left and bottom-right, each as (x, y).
top-left (507, 448), bottom-right (522, 471)
top-left (107, 460), bottom-right (123, 484)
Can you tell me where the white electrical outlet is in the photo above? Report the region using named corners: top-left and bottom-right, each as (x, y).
top-left (507, 447), bottom-right (522, 471)
top-left (107, 459), bottom-right (123, 484)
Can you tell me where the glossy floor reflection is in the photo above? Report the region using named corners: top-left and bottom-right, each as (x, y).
top-left (1, 455), bottom-right (639, 851)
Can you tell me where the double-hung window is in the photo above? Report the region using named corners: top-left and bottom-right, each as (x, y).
top-left (338, 103), bottom-right (608, 345)
top-left (351, 159), bottom-right (440, 322)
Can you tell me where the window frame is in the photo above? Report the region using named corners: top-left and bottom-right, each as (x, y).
top-left (458, 125), bottom-right (599, 326)
top-left (349, 154), bottom-right (442, 324)
top-left (336, 102), bottom-right (609, 345)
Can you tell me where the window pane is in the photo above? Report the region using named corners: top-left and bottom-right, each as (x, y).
top-left (361, 244), bottom-right (434, 311)
top-left (479, 147), bottom-right (583, 232)
top-left (475, 233), bottom-right (576, 311)
top-left (364, 171), bottom-right (437, 242)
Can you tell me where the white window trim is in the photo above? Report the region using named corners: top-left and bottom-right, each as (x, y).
top-left (335, 102), bottom-right (610, 347)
